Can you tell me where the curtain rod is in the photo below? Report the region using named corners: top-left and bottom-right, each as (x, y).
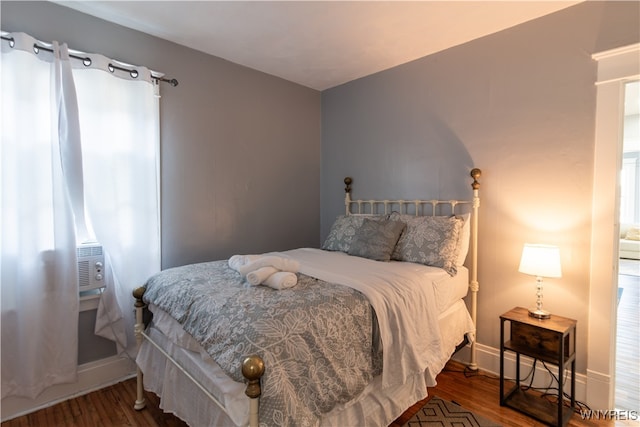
top-left (1, 34), bottom-right (178, 87)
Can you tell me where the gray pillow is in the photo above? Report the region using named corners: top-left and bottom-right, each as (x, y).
top-left (390, 214), bottom-right (463, 275)
top-left (322, 215), bottom-right (387, 253)
top-left (347, 218), bottom-right (406, 261)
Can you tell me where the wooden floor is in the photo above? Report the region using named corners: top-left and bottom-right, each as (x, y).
top-left (3, 360), bottom-right (635, 427)
top-left (616, 261), bottom-right (640, 412)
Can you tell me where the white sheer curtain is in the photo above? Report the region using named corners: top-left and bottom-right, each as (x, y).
top-left (1, 33), bottom-right (80, 399)
top-left (1, 31), bottom-right (161, 398)
top-left (73, 59), bottom-right (161, 357)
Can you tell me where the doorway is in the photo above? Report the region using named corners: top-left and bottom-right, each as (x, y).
top-left (615, 80), bottom-right (640, 412)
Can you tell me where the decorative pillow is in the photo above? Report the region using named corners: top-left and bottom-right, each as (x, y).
top-left (322, 215), bottom-right (388, 253)
top-left (390, 214), bottom-right (463, 275)
top-left (347, 218), bottom-right (406, 261)
top-left (625, 227), bottom-right (640, 241)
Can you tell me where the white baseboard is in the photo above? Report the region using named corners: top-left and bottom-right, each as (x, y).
top-left (1, 356), bottom-right (136, 422)
top-left (586, 368), bottom-right (614, 411)
top-left (452, 342), bottom-right (589, 404)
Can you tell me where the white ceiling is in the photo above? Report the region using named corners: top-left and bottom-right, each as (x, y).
top-left (54, 1), bottom-right (581, 91)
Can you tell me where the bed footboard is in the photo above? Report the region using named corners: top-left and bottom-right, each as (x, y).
top-left (132, 286), bottom-right (266, 427)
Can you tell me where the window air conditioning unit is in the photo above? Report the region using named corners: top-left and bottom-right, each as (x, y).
top-left (77, 242), bottom-right (105, 291)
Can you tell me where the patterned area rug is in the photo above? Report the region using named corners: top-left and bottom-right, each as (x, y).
top-left (403, 397), bottom-right (501, 427)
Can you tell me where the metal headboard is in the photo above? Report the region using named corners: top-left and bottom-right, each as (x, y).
top-left (342, 169), bottom-right (482, 370)
top-left (344, 173), bottom-right (479, 217)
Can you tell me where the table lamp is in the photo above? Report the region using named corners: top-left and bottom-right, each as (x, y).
top-left (518, 243), bottom-right (562, 319)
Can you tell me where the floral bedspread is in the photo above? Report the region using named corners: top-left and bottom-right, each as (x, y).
top-left (142, 260), bottom-right (382, 427)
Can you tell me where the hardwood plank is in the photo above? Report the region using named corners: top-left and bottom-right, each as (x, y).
top-left (616, 269), bottom-right (639, 413)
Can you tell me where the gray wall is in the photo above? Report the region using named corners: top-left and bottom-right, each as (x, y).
top-left (4, 0), bottom-right (639, 379)
top-left (2, 1), bottom-right (322, 270)
top-left (321, 1), bottom-right (640, 374)
top-left (77, 310), bottom-right (116, 364)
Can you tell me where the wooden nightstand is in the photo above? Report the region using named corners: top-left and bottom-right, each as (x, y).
top-left (499, 307), bottom-right (576, 427)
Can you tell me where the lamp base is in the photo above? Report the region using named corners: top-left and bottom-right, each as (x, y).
top-left (528, 308), bottom-right (551, 319)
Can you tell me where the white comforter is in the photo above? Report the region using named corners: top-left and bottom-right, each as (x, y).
top-left (285, 248), bottom-right (448, 388)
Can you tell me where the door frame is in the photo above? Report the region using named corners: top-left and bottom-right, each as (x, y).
top-left (588, 43), bottom-right (639, 410)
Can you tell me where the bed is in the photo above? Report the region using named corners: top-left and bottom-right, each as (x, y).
top-left (132, 169), bottom-right (481, 427)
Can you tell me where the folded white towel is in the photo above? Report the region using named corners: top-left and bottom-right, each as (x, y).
top-left (237, 255), bottom-right (300, 277)
top-left (263, 271), bottom-right (298, 290)
top-left (246, 266), bottom-right (278, 286)
top-left (228, 254), bottom-right (260, 272)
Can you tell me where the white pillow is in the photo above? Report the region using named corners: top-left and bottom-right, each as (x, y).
top-left (625, 226), bottom-right (640, 241)
top-left (456, 213), bottom-right (471, 266)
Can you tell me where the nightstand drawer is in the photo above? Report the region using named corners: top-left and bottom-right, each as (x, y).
top-left (511, 322), bottom-right (574, 358)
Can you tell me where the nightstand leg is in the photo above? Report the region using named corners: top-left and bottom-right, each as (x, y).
top-left (559, 339), bottom-right (564, 426)
top-left (500, 318), bottom-right (505, 404)
top-left (515, 353), bottom-right (520, 389)
top-left (571, 358), bottom-right (576, 409)
top-left (571, 327), bottom-right (576, 412)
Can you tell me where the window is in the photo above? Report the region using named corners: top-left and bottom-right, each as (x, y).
top-left (621, 81), bottom-right (640, 225)
top-left (620, 152), bottom-right (639, 224)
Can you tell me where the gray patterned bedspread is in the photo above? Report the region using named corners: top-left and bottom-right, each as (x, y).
top-left (142, 260), bottom-right (382, 427)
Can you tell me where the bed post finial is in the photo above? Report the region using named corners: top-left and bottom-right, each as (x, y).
top-left (470, 168), bottom-right (481, 190)
top-left (242, 354), bottom-right (265, 398)
top-left (344, 177), bottom-right (352, 194)
top-left (243, 355), bottom-right (265, 427)
top-left (344, 177), bottom-right (353, 215)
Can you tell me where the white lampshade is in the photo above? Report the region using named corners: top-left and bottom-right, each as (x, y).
top-left (518, 244), bottom-right (562, 278)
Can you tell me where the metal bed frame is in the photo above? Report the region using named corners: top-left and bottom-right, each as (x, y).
top-left (132, 168), bottom-right (481, 427)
